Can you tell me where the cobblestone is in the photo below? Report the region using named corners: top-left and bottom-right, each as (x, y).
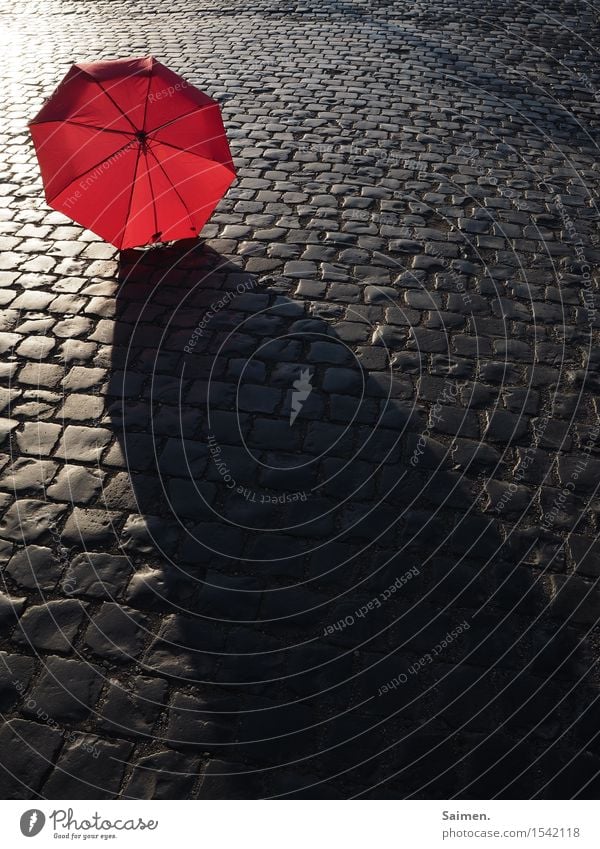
top-left (5, 545), bottom-right (61, 591)
top-left (14, 600), bottom-right (87, 653)
top-left (0, 499), bottom-right (66, 543)
top-left (25, 656), bottom-right (104, 723)
top-left (0, 719), bottom-right (63, 798)
top-left (43, 736), bottom-right (133, 800)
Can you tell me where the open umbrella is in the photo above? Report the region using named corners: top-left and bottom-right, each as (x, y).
top-left (29, 57), bottom-right (236, 249)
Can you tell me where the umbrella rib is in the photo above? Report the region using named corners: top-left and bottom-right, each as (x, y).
top-left (92, 78), bottom-right (138, 132)
top-left (146, 137), bottom-right (234, 170)
top-left (45, 137), bottom-right (136, 205)
top-left (118, 143), bottom-right (143, 248)
top-left (141, 58), bottom-right (155, 132)
top-left (30, 118), bottom-right (132, 137)
top-left (146, 103), bottom-right (212, 136)
top-left (143, 149), bottom-right (160, 238)
top-left (63, 119), bottom-right (133, 137)
top-left (146, 145), bottom-right (196, 231)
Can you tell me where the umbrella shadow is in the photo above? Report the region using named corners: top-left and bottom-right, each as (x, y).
top-left (104, 242), bottom-right (599, 799)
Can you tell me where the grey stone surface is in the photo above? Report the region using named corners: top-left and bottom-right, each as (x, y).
top-left (13, 600), bottom-right (87, 653)
top-left (0, 719), bottom-right (63, 798)
top-left (84, 603), bottom-right (150, 662)
top-left (42, 735), bottom-right (133, 800)
top-left (0, 500), bottom-right (66, 543)
top-left (5, 546), bottom-right (61, 592)
top-left (25, 656), bottom-right (103, 723)
top-left (62, 551), bottom-right (133, 599)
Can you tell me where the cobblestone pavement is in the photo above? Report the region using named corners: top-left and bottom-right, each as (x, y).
top-left (0, 0), bottom-right (599, 799)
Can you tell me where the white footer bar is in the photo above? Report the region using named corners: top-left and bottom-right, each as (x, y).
top-left (1, 800), bottom-right (596, 847)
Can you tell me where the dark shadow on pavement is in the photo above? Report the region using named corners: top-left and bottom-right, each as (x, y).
top-left (104, 241), bottom-right (600, 799)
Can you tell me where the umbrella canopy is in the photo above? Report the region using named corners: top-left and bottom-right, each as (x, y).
top-left (29, 57), bottom-right (236, 249)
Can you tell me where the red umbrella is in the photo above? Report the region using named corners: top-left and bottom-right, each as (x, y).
top-left (29, 57), bottom-right (236, 249)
